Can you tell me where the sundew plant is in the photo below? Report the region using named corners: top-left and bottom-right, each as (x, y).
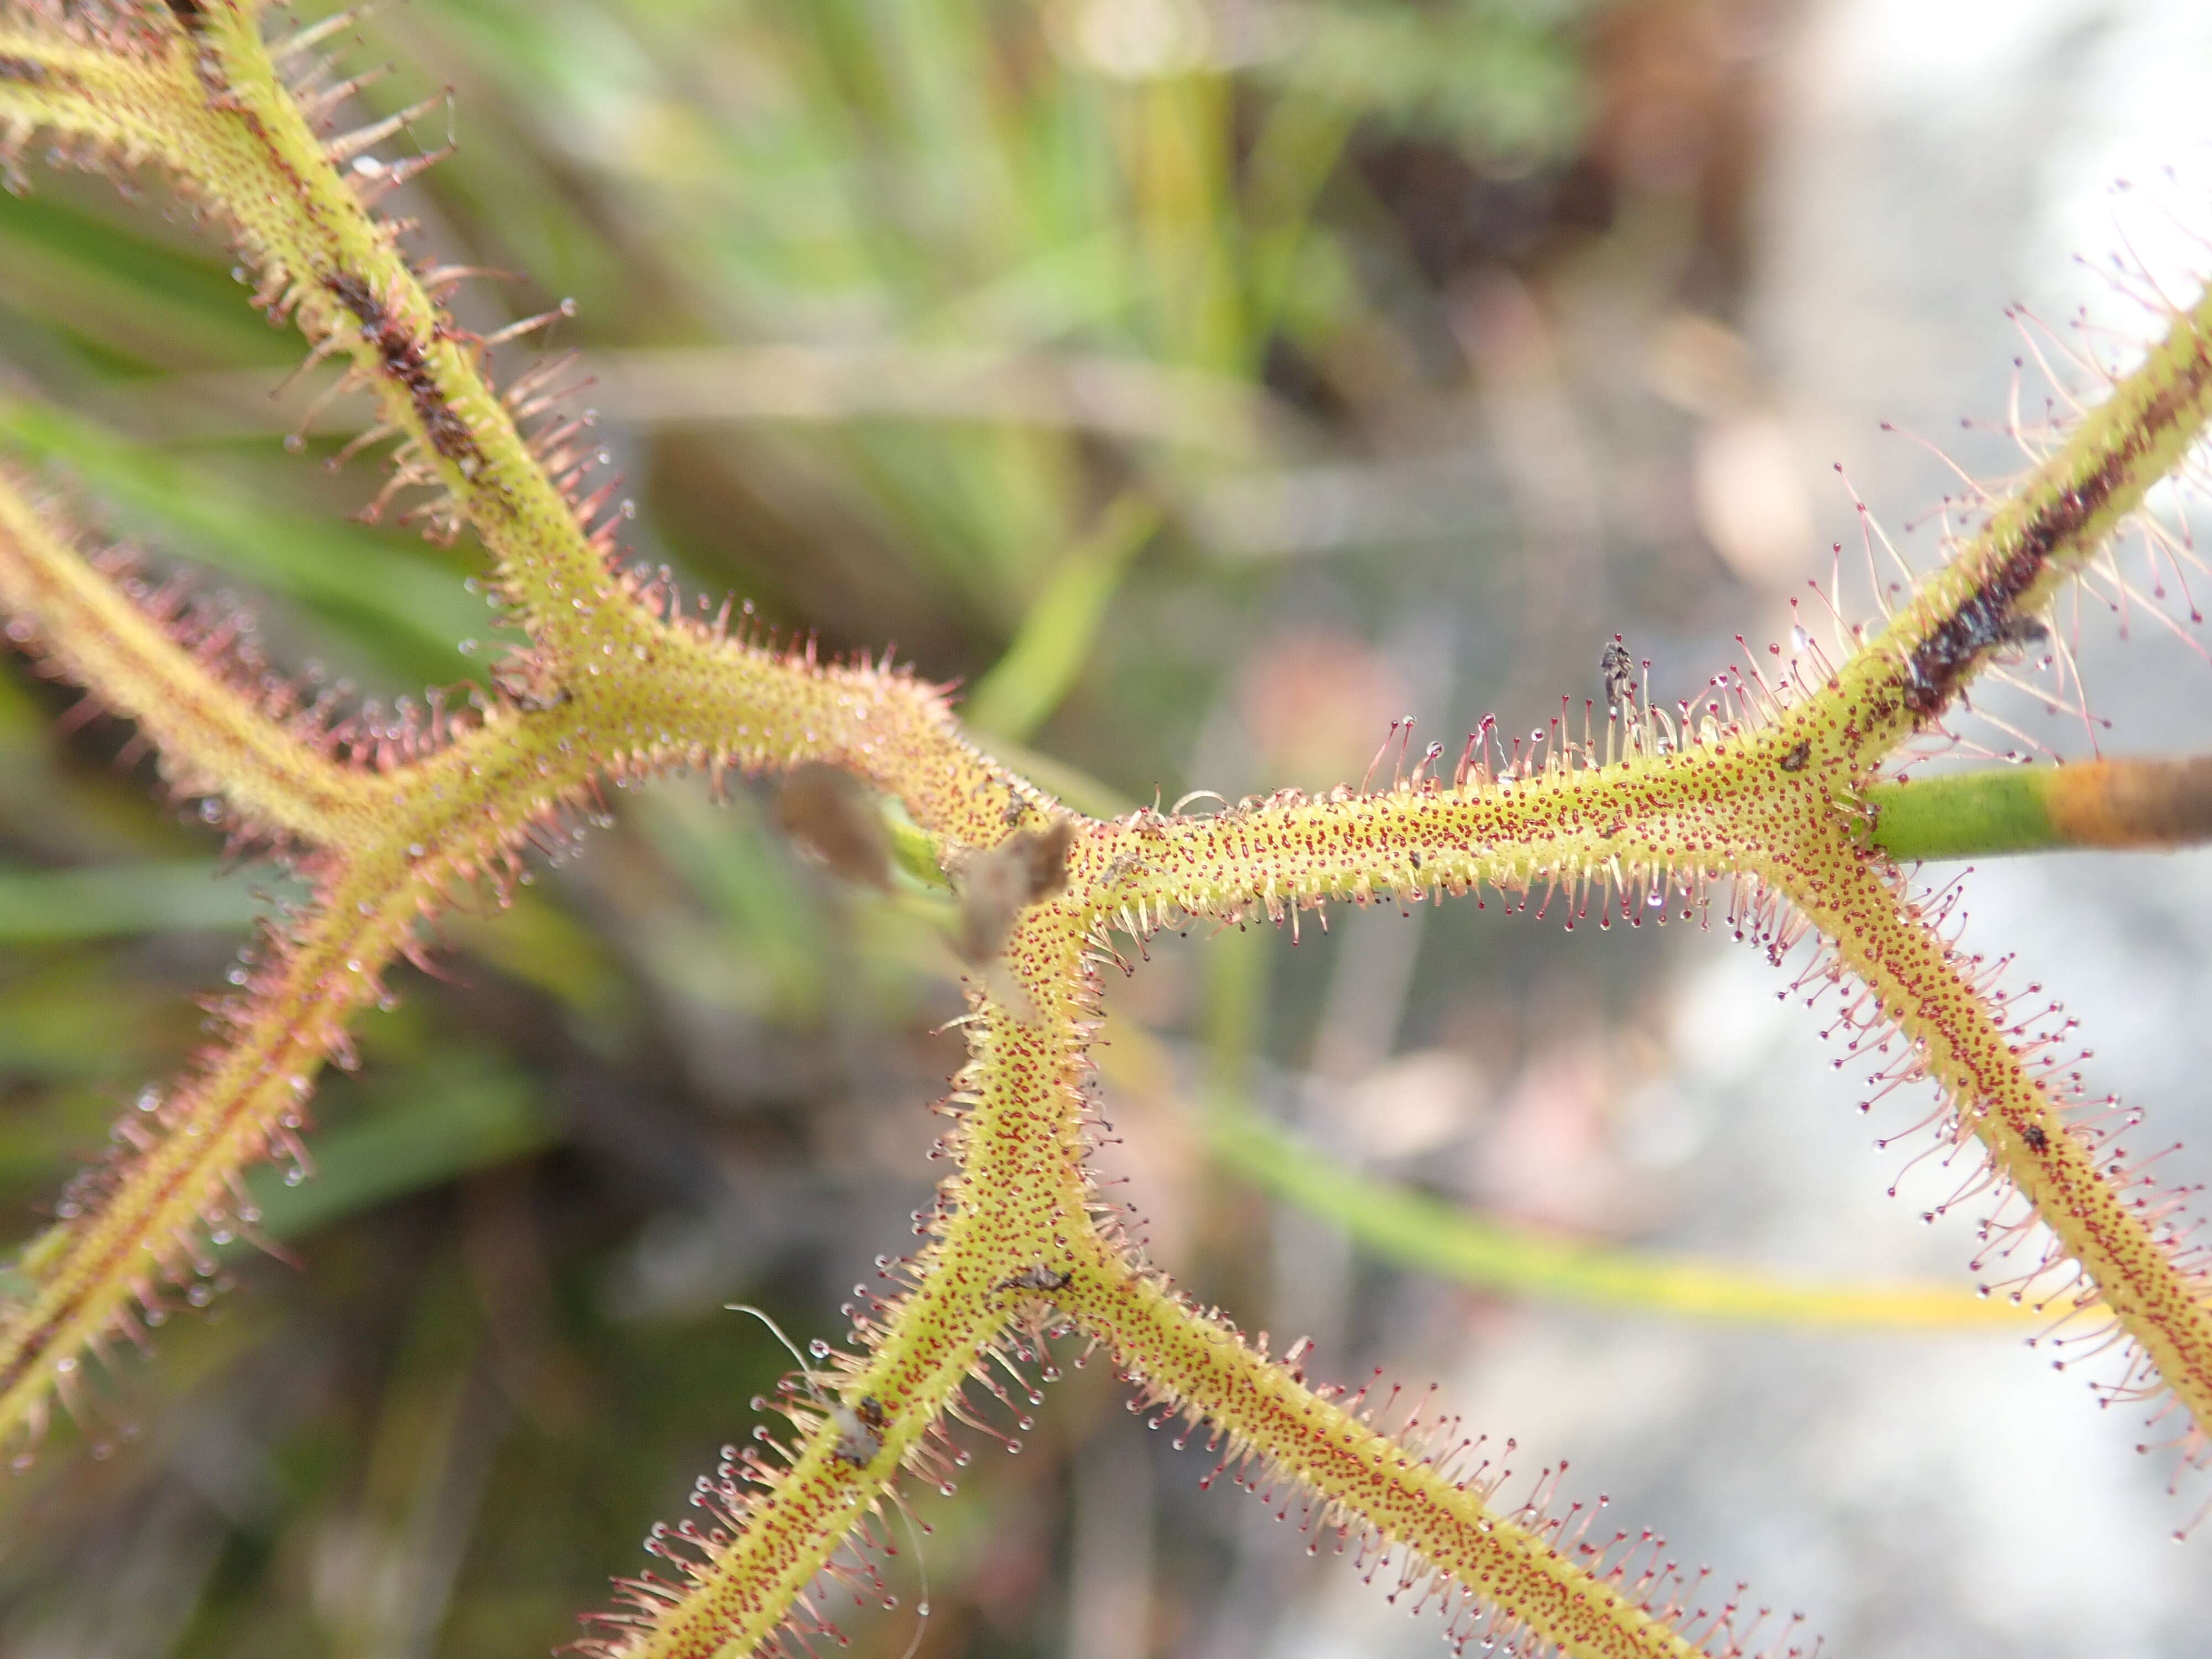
top-left (4, 2), bottom-right (2212, 1655)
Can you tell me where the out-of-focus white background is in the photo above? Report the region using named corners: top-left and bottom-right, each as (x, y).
top-left (1232, 3), bottom-right (2212, 1655)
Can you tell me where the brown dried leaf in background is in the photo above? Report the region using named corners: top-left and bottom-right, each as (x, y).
top-left (775, 764), bottom-right (892, 889)
top-left (956, 818), bottom-right (1073, 967)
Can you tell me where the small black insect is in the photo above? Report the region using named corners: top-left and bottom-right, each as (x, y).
top-left (2022, 1123), bottom-right (2049, 1154)
top-left (1779, 740), bottom-right (1811, 773)
top-left (998, 1262), bottom-right (1071, 1295)
top-left (1600, 638), bottom-right (1637, 711)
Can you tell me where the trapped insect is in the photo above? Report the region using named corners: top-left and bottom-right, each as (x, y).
top-left (1601, 636), bottom-right (1638, 711)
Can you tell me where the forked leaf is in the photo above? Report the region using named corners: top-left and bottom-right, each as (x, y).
top-left (4, 8), bottom-right (2212, 1659)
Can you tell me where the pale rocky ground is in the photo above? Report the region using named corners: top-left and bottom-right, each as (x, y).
top-left (1157, 3), bottom-right (2212, 1656)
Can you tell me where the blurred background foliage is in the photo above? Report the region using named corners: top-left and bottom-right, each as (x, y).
top-left (0, 0), bottom-right (1912, 1654)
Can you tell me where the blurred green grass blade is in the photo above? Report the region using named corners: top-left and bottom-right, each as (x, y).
top-left (1180, 951), bottom-right (2004, 1332)
top-left (833, 425), bottom-right (1077, 627)
top-left (240, 1055), bottom-right (554, 1245)
top-left (0, 400), bottom-right (484, 685)
top-left (1199, 1095), bottom-right (2032, 1332)
top-left (0, 191), bottom-right (293, 372)
top-left (0, 859), bottom-right (293, 941)
top-left (966, 491), bottom-right (1159, 740)
top-left (1242, 95), bottom-right (1360, 345)
top-left (446, 890), bottom-right (632, 1023)
top-left (1261, 4), bottom-right (1592, 163)
top-left (920, 231), bottom-right (1145, 349)
top-left (638, 787), bottom-right (832, 1025)
top-left (0, 964), bottom-right (170, 1081)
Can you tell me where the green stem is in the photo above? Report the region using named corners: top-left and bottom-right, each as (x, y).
top-left (1201, 1094), bottom-right (2030, 1331)
top-left (1870, 755), bottom-right (2212, 859)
